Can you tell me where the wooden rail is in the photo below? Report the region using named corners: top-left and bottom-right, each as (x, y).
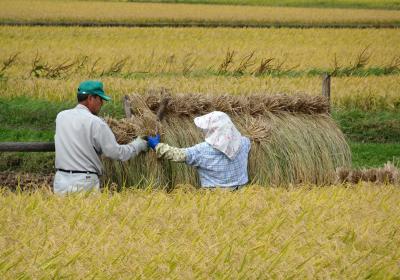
top-left (0, 142), bottom-right (55, 152)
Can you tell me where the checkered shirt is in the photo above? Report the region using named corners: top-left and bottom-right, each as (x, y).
top-left (184, 136), bottom-right (251, 188)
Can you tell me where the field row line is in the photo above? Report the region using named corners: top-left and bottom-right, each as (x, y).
top-left (1, 21), bottom-right (400, 29)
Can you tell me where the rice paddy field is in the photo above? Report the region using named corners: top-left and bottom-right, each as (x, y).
top-left (126, 0), bottom-right (400, 10)
top-left (1, 26), bottom-right (399, 110)
top-left (1, 0), bottom-right (400, 278)
top-left (1, 184), bottom-right (400, 278)
top-left (1, 0), bottom-right (400, 27)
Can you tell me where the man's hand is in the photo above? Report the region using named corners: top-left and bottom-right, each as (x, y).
top-left (148, 134), bottom-right (160, 150)
top-left (132, 136), bottom-right (148, 153)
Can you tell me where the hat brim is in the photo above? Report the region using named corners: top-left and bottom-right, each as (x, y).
top-left (194, 116), bottom-right (206, 129)
top-left (99, 94), bottom-right (111, 101)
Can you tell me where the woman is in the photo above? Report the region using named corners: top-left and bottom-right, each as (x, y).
top-left (148, 111), bottom-right (251, 189)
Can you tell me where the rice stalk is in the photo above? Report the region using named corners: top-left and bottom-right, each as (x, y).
top-left (88, 57), bottom-right (101, 77)
top-left (382, 55), bottom-right (400, 75)
top-left (253, 57), bottom-right (274, 76)
top-left (351, 45), bottom-right (371, 71)
top-left (0, 52), bottom-right (19, 78)
top-left (100, 57), bottom-right (129, 77)
top-left (330, 46), bottom-right (372, 76)
top-left (218, 49), bottom-right (235, 74)
top-left (30, 52), bottom-right (77, 79)
top-left (181, 53), bottom-right (197, 76)
top-left (233, 51), bottom-right (256, 75)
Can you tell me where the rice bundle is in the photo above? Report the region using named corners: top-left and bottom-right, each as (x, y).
top-left (103, 92), bottom-right (351, 188)
top-left (336, 162), bottom-right (400, 185)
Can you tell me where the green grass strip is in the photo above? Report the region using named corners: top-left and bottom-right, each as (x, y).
top-left (350, 142), bottom-right (400, 168)
top-left (333, 110), bottom-right (400, 143)
top-left (0, 96), bottom-right (124, 139)
top-left (0, 128), bottom-right (54, 142)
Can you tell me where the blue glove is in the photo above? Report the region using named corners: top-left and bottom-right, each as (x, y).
top-left (147, 134), bottom-right (161, 150)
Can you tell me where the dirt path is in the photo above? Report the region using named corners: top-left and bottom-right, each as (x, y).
top-left (0, 172), bottom-right (53, 190)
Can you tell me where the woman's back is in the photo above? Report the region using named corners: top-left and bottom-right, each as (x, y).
top-left (185, 136), bottom-right (251, 188)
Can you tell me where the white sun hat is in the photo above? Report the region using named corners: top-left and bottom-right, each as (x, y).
top-left (194, 111), bottom-right (242, 160)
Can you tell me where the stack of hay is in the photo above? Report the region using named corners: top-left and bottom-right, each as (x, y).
top-left (104, 92), bottom-right (351, 189)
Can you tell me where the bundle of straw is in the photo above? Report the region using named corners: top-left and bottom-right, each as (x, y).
top-left (336, 162), bottom-right (399, 185)
top-left (104, 92), bottom-right (351, 189)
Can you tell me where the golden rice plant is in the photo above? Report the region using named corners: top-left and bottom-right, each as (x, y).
top-left (0, 183), bottom-right (399, 278)
top-left (1, 75), bottom-right (399, 111)
top-left (0, 26), bottom-right (399, 73)
top-left (0, 26), bottom-right (398, 111)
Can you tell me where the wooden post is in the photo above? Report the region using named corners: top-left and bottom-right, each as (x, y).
top-left (322, 73), bottom-right (331, 113)
top-left (154, 97), bottom-right (170, 135)
top-left (156, 97), bottom-right (170, 122)
top-left (123, 95), bottom-right (132, 118)
top-left (0, 142), bottom-right (55, 152)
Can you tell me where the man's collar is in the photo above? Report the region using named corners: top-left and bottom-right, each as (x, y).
top-left (76, 104), bottom-right (90, 112)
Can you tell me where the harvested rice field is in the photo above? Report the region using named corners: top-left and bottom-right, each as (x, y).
top-left (1, 184), bottom-right (400, 278)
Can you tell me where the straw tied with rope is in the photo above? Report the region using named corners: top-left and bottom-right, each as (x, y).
top-left (107, 92), bottom-right (329, 145)
top-left (103, 92), bottom-right (354, 188)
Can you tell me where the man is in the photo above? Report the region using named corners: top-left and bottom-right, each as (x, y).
top-left (54, 80), bottom-right (148, 194)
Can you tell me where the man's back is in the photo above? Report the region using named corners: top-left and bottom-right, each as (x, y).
top-left (53, 80), bottom-right (148, 194)
top-left (55, 104), bottom-right (103, 175)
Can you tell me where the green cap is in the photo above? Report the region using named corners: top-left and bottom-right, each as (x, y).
top-left (77, 80), bottom-right (111, 101)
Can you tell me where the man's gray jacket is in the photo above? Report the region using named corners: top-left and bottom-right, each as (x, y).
top-left (55, 104), bottom-right (146, 175)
